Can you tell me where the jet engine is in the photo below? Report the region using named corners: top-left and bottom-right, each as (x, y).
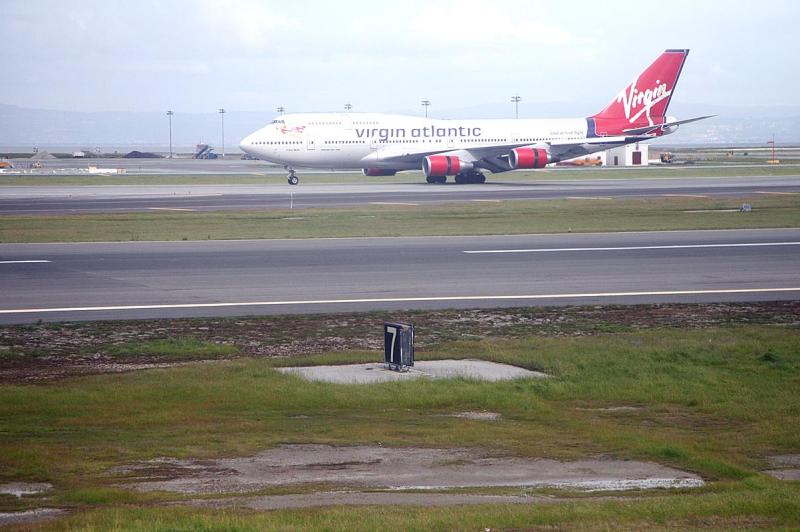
top-left (509, 147), bottom-right (549, 169)
top-left (363, 168), bottom-right (398, 176)
top-left (661, 115), bottom-right (679, 134)
top-left (422, 155), bottom-right (473, 177)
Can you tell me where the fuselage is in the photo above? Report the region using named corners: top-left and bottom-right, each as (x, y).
top-left (240, 113), bottom-right (588, 170)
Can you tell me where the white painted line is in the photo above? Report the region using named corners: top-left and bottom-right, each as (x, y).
top-left (566, 196), bottom-right (614, 200)
top-left (662, 194), bottom-right (709, 198)
top-left (472, 199), bottom-right (502, 202)
top-left (148, 207), bottom-right (197, 212)
top-left (369, 202), bottom-right (419, 206)
top-left (1, 288), bottom-right (799, 315)
top-left (0, 260), bottom-right (52, 264)
top-left (756, 191), bottom-right (800, 195)
top-left (463, 242), bottom-right (800, 254)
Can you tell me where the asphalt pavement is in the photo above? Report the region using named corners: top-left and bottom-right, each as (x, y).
top-left (1, 175), bottom-right (798, 214)
top-left (1, 228), bottom-right (798, 323)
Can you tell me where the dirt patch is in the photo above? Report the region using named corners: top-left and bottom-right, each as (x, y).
top-left (120, 444), bottom-right (703, 495)
top-left (764, 454), bottom-right (800, 481)
top-left (183, 491), bottom-right (555, 510)
top-left (3, 301), bottom-right (798, 383)
top-left (0, 482), bottom-right (52, 497)
top-left (449, 411), bottom-right (503, 421)
top-left (0, 509), bottom-right (65, 527)
top-left (576, 406), bottom-right (642, 413)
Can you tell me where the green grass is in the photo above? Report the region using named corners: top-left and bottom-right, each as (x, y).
top-left (29, 482), bottom-right (800, 531)
top-left (1, 194), bottom-right (798, 243)
top-left (1, 325), bottom-right (799, 528)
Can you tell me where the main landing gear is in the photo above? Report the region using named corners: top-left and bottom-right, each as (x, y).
top-left (425, 171), bottom-right (486, 184)
top-left (286, 167), bottom-right (299, 185)
top-left (454, 171), bottom-right (486, 184)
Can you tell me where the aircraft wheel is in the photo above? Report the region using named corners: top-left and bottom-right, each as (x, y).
top-left (288, 175), bottom-right (299, 185)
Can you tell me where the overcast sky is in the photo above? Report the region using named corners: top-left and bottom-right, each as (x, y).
top-left (4, 0), bottom-right (798, 115)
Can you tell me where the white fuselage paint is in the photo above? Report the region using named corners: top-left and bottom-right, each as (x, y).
top-left (239, 113), bottom-right (589, 171)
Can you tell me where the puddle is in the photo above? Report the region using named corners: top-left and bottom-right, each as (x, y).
top-left (122, 444), bottom-right (703, 495)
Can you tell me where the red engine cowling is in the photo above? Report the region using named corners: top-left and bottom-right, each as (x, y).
top-left (509, 148), bottom-right (549, 169)
top-left (363, 168), bottom-right (398, 176)
top-left (422, 155), bottom-right (473, 177)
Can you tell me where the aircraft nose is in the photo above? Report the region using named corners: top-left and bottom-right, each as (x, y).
top-left (239, 135), bottom-right (251, 153)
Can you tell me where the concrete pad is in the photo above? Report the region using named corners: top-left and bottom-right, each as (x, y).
top-left (276, 359), bottom-right (547, 384)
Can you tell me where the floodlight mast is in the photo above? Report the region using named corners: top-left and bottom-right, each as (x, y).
top-left (511, 95), bottom-right (521, 119)
top-left (218, 108), bottom-right (226, 157)
top-left (166, 110), bottom-right (174, 158)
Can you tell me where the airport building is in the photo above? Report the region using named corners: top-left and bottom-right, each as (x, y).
top-left (605, 143), bottom-right (649, 166)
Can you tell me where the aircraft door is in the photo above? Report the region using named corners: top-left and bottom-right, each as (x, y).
top-left (306, 138), bottom-right (315, 151)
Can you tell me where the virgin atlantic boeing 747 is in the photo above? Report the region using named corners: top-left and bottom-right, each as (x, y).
top-left (240, 49), bottom-right (710, 185)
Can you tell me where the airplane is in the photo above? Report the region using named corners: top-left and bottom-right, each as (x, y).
top-left (239, 49), bottom-right (710, 185)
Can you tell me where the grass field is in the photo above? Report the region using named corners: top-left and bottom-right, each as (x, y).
top-left (1, 324), bottom-right (799, 529)
top-left (0, 163), bottom-right (798, 186)
top-left (1, 194), bottom-right (798, 243)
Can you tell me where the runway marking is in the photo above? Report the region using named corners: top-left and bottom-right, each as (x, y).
top-left (2, 287), bottom-right (799, 315)
top-left (463, 242), bottom-right (800, 254)
top-left (472, 199), bottom-right (502, 202)
top-left (0, 260), bottom-right (51, 264)
top-left (369, 202), bottom-right (420, 206)
top-left (756, 191), bottom-right (800, 195)
top-left (566, 196), bottom-right (613, 200)
top-left (662, 194), bottom-right (709, 198)
top-left (148, 207), bottom-right (197, 212)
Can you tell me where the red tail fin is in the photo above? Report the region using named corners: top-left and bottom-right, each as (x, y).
top-left (590, 49), bottom-right (689, 136)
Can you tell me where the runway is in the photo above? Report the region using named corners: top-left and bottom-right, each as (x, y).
top-left (1, 175), bottom-right (799, 214)
top-left (1, 228), bottom-right (798, 323)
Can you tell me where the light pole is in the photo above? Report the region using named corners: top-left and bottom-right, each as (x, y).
top-left (277, 106), bottom-right (285, 114)
top-left (218, 108), bottom-right (226, 157)
top-left (421, 99), bottom-right (430, 118)
top-left (344, 103), bottom-right (352, 112)
top-left (511, 95), bottom-right (521, 119)
top-left (166, 110), bottom-right (174, 158)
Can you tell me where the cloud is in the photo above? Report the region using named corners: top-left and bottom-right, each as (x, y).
top-left (199, 0), bottom-right (297, 51)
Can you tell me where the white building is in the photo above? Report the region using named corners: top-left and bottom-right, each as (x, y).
top-left (605, 143), bottom-right (649, 166)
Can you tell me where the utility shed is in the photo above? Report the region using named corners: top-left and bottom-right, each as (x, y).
top-left (606, 143), bottom-right (649, 166)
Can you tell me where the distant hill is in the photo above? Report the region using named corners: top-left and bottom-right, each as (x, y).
top-left (1, 102), bottom-right (798, 150)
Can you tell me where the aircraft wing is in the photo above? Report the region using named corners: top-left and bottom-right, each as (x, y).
top-left (363, 135), bottom-right (648, 173)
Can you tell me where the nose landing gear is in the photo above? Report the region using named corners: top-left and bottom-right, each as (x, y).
top-left (286, 167), bottom-right (299, 185)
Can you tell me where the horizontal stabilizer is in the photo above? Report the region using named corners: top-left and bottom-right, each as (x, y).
top-left (622, 115), bottom-right (715, 135)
